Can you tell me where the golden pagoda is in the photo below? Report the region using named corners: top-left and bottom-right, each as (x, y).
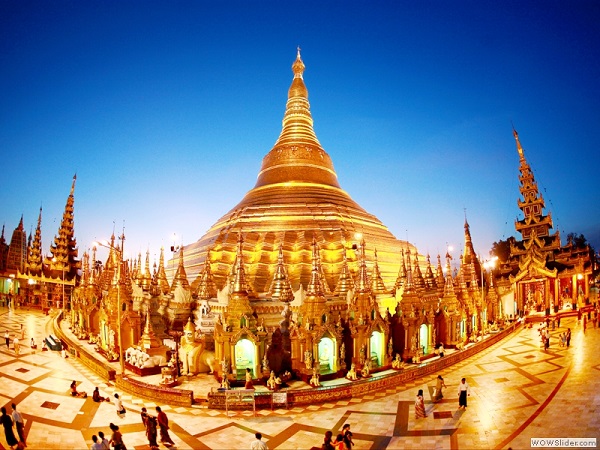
top-left (180, 48), bottom-right (416, 296)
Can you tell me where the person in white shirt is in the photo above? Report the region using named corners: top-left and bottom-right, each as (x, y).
top-left (98, 431), bottom-right (110, 450)
top-left (250, 432), bottom-right (269, 450)
top-left (458, 377), bottom-right (470, 409)
top-left (114, 393), bottom-right (125, 416)
top-left (11, 403), bottom-right (25, 445)
top-left (91, 434), bottom-right (103, 450)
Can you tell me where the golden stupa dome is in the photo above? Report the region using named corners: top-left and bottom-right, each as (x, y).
top-left (180, 49), bottom-right (416, 296)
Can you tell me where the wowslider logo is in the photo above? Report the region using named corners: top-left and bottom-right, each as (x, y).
top-left (531, 438), bottom-right (597, 448)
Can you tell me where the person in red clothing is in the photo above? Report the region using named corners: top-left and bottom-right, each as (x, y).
top-left (156, 406), bottom-right (175, 446)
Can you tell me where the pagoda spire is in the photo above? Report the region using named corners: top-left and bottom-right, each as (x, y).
top-left (25, 206), bottom-right (44, 276)
top-left (254, 49), bottom-right (341, 189)
top-left (268, 243), bottom-right (294, 302)
top-left (306, 238), bottom-right (325, 296)
top-left (170, 247), bottom-right (190, 292)
top-left (333, 246), bottom-right (354, 299)
top-left (231, 233), bottom-right (249, 295)
top-left (371, 249), bottom-right (387, 294)
top-left (44, 174), bottom-right (80, 280)
top-left (196, 250), bottom-right (218, 300)
top-left (443, 252), bottom-right (455, 296)
top-left (354, 239), bottom-right (371, 294)
top-left (393, 249), bottom-right (407, 294)
top-left (435, 254), bottom-right (445, 292)
top-left (513, 128), bottom-right (555, 240)
top-left (156, 247), bottom-right (170, 294)
top-left (141, 249), bottom-right (152, 291)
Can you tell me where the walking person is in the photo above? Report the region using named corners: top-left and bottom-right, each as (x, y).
top-left (109, 423), bottom-right (125, 450)
top-left (98, 431), bottom-right (110, 450)
top-left (414, 389), bottom-right (427, 418)
top-left (250, 431), bottom-right (269, 450)
top-left (321, 430), bottom-right (334, 450)
top-left (11, 403), bottom-right (25, 446)
top-left (156, 406), bottom-right (175, 446)
top-left (433, 375), bottom-right (447, 402)
top-left (4, 330), bottom-right (9, 347)
top-left (13, 336), bottom-right (20, 355)
top-left (141, 407), bottom-right (158, 449)
top-left (1, 406), bottom-right (18, 450)
top-left (566, 328), bottom-right (572, 347)
top-left (458, 377), bottom-right (470, 409)
top-left (544, 328), bottom-right (550, 351)
top-left (342, 423), bottom-right (354, 449)
top-left (91, 435), bottom-right (103, 450)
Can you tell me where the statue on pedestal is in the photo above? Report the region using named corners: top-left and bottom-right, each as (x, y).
top-left (346, 363), bottom-right (358, 380)
top-left (309, 367), bottom-right (321, 387)
top-left (178, 318), bottom-right (217, 375)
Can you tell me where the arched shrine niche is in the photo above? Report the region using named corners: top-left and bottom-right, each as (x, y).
top-left (370, 330), bottom-right (383, 367)
top-left (419, 323), bottom-right (429, 355)
top-left (318, 336), bottom-right (335, 374)
top-left (234, 338), bottom-right (256, 377)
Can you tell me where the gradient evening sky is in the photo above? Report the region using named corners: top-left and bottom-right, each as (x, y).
top-left (1, 1), bottom-right (599, 268)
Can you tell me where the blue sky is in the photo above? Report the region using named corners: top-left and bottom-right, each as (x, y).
top-left (1, 1), bottom-right (599, 266)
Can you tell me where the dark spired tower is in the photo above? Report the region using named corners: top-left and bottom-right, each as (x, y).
top-left (181, 50), bottom-right (416, 296)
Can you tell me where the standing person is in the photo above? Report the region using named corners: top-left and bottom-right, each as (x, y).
top-left (566, 328), bottom-right (572, 347)
top-left (114, 393), bottom-right (125, 416)
top-left (250, 432), bottom-right (269, 450)
top-left (91, 435), bottom-right (103, 450)
top-left (414, 389), bottom-right (427, 418)
top-left (333, 434), bottom-right (345, 450)
top-left (11, 403), bottom-right (25, 446)
top-left (146, 414), bottom-right (159, 450)
top-left (458, 378), bottom-right (470, 409)
top-left (13, 336), bottom-right (20, 355)
top-left (433, 375), bottom-right (447, 402)
top-left (245, 368), bottom-right (254, 389)
top-left (1, 406), bottom-right (18, 450)
top-left (109, 423), bottom-right (125, 450)
top-left (342, 424), bottom-right (354, 449)
top-left (544, 329), bottom-right (550, 351)
top-left (321, 431), bottom-right (334, 450)
top-left (4, 330), bottom-right (9, 347)
top-left (156, 406), bottom-right (175, 446)
top-left (98, 431), bottom-right (110, 450)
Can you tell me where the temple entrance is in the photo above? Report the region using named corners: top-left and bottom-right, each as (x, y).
top-left (419, 324), bottom-right (429, 355)
top-left (369, 331), bottom-right (383, 367)
top-left (234, 338), bottom-right (256, 377)
top-left (317, 336), bottom-right (335, 374)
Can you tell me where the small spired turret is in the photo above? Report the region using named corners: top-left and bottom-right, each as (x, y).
top-left (333, 246), bottom-right (354, 300)
top-left (166, 247), bottom-right (193, 331)
top-left (223, 233), bottom-right (256, 331)
top-left (268, 243), bottom-right (294, 302)
top-left (370, 249), bottom-right (387, 295)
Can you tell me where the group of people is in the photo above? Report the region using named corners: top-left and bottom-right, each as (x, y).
top-left (414, 375), bottom-right (471, 419)
top-left (321, 423), bottom-right (354, 449)
top-left (91, 425), bottom-right (125, 450)
top-left (558, 328), bottom-right (572, 347)
top-left (1, 403), bottom-right (26, 450)
top-left (140, 406), bottom-right (175, 448)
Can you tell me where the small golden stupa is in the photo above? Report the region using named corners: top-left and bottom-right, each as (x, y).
top-left (182, 48), bottom-right (416, 296)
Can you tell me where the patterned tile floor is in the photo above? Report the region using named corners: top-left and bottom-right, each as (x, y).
top-left (0, 307), bottom-right (599, 449)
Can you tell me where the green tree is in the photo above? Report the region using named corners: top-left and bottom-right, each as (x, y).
top-left (490, 237), bottom-right (515, 263)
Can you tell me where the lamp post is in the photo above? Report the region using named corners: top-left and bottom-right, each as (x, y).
top-left (94, 240), bottom-right (125, 375)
